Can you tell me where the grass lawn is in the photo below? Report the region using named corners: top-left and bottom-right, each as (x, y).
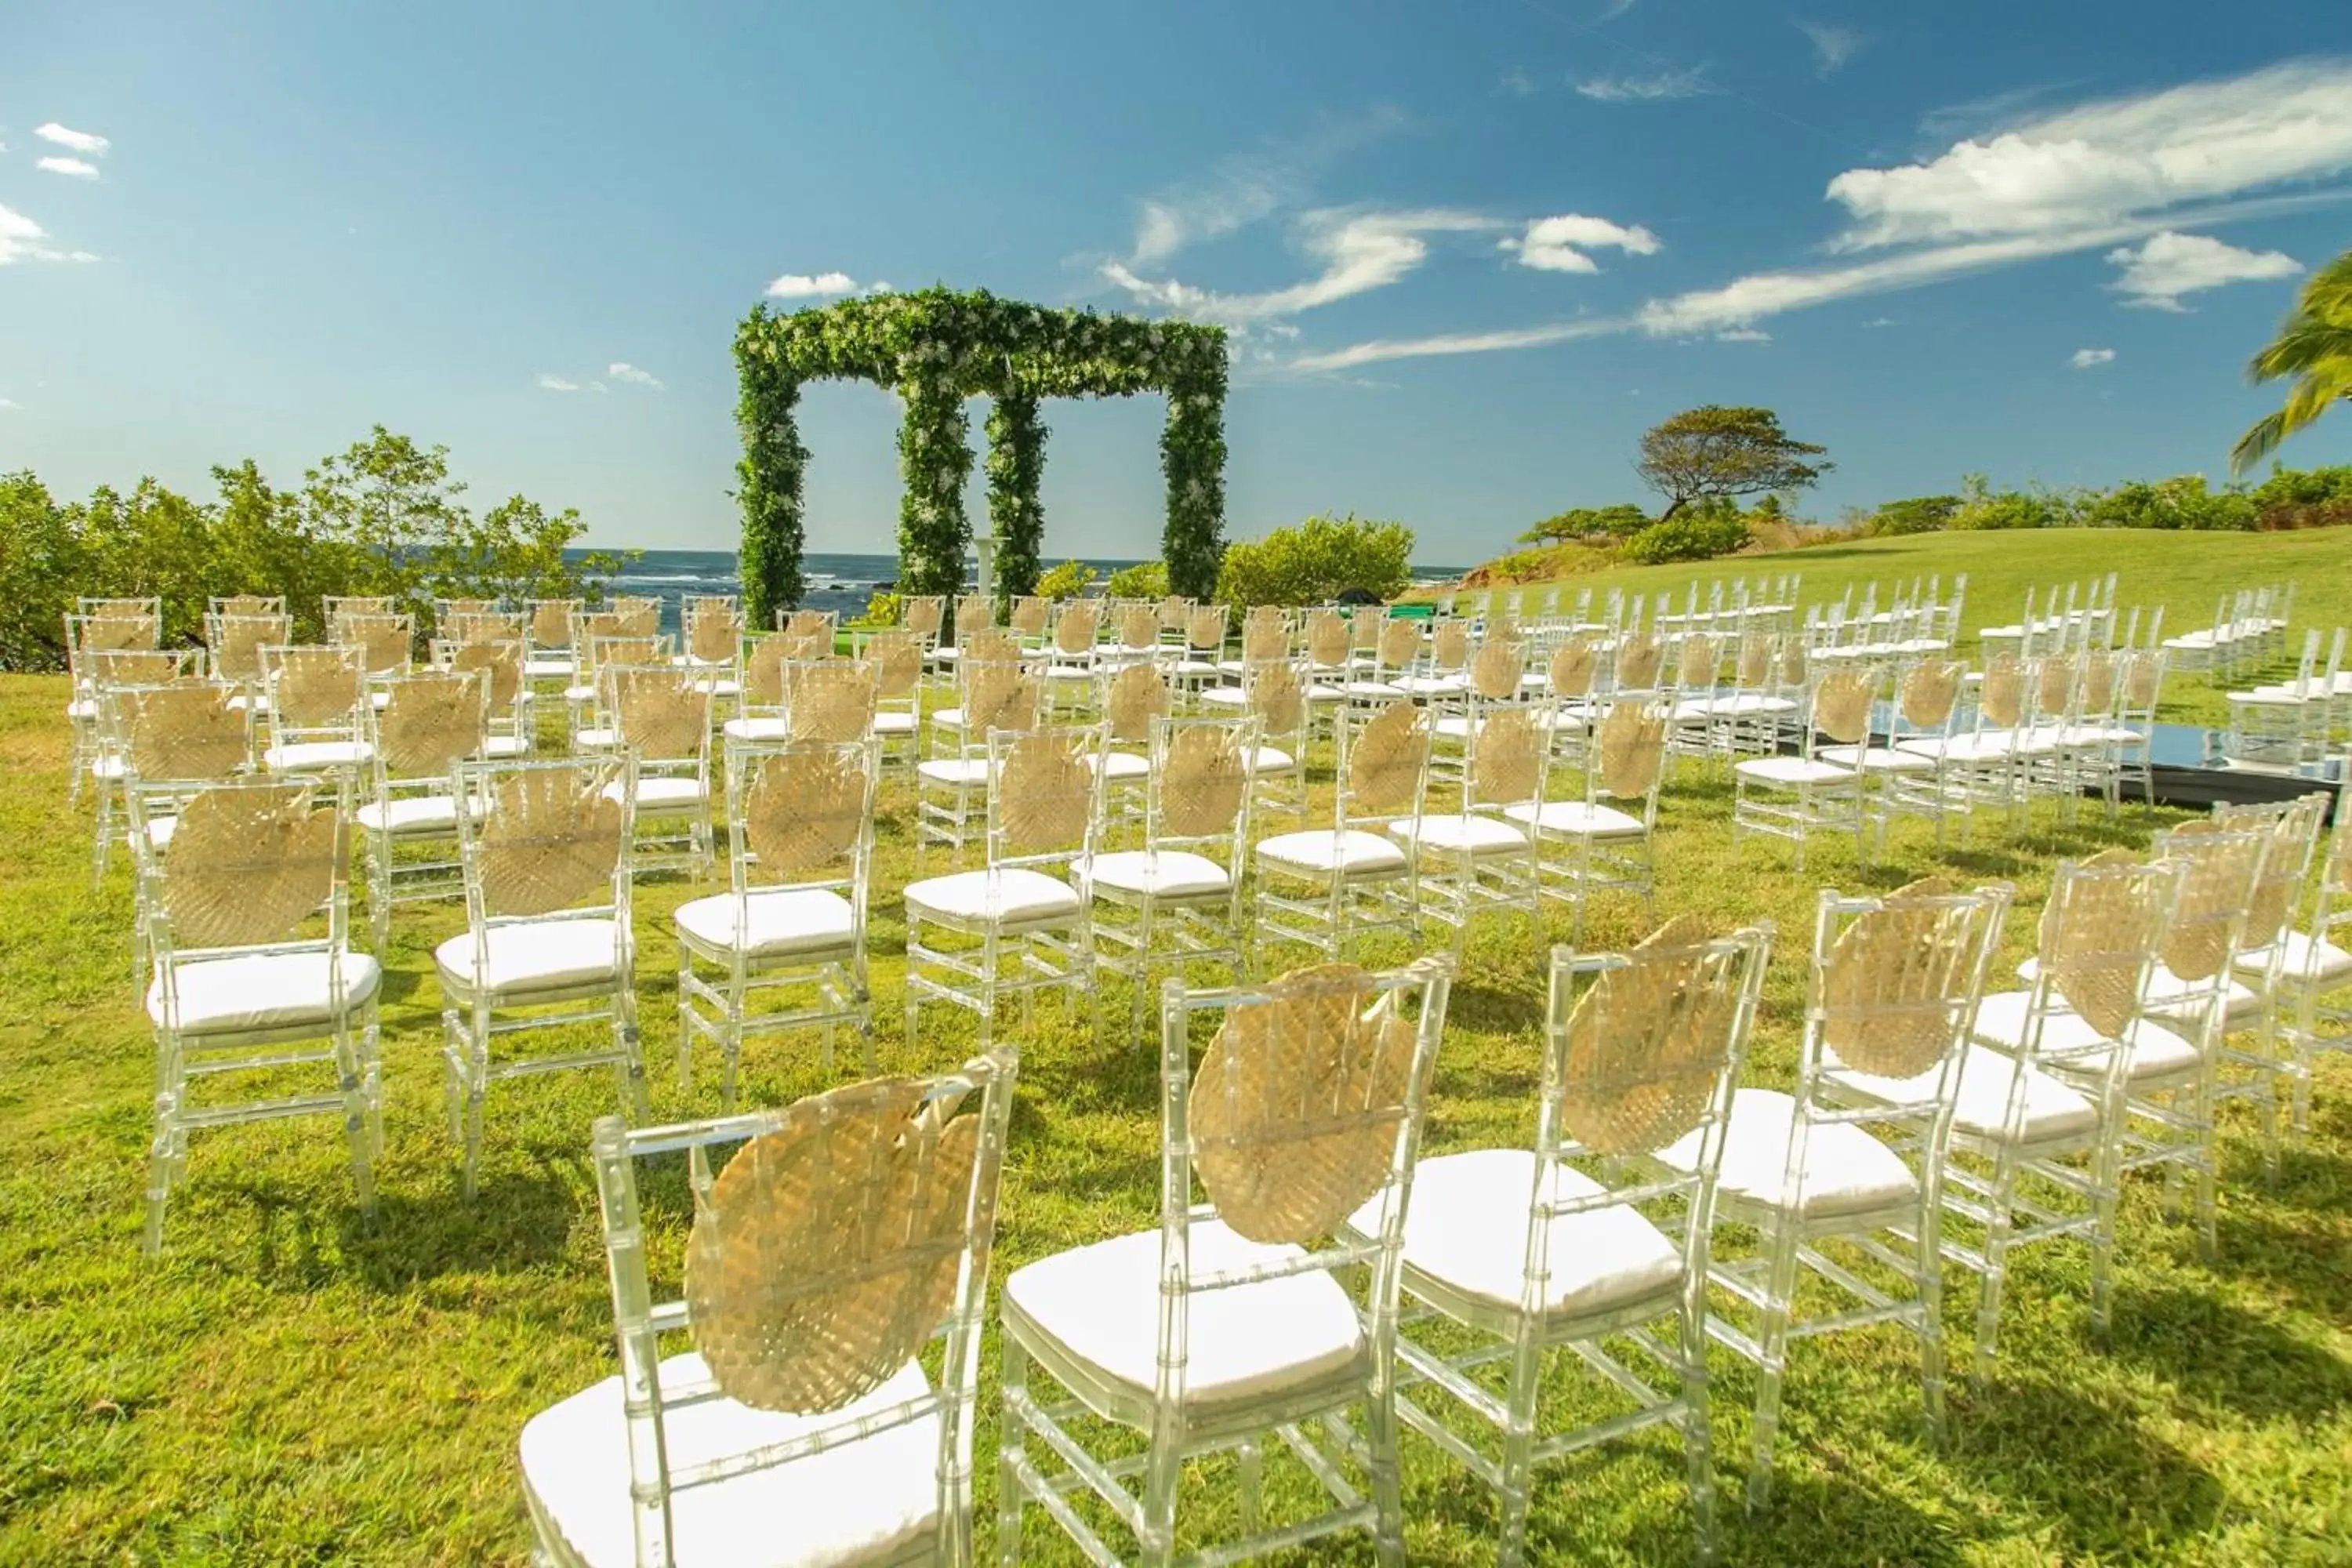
top-left (3, 546), bottom-right (2350, 1563)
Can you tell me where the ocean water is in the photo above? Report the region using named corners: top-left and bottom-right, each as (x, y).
top-left (580, 548), bottom-right (1468, 633)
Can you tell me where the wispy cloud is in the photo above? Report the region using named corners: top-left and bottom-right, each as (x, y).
top-left (0, 201), bottom-right (96, 265)
top-left (34, 122), bottom-right (108, 154)
top-left (1288, 318), bottom-right (1628, 373)
top-left (0, 397), bottom-right (19, 411)
top-left (35, 156), bottom-right (99, 180)
top-left (1716, 327), bottom-right (1772, 342)
top-left (1121, 107), bottom-right (1409, 266)
top-left (1105, 207), bottom-right (1497, 325)
top-left (1573, 65), bottom-right (1715, 103)
top-left (607, 361), bottom-right (666, 390)
top-left (1499, 212), bottom-right (1661, 274)
top-left (1497, 67), bottom-right (1537, 98)
top-left (536, 372), bottom-right (608, 394)
top-left (2071, 347), bottom-right (2116, 368)
top-left (1594, 0), bottom-right (1638, 17)
top-left (1861, 316), bottom-right (1898, 328)
top-left (2105, 230), bottom-right (2300, 311)
top-left (764, 270), bottom-right (858, 299)
top-left (1795, 20), bottom-right (1864, 77)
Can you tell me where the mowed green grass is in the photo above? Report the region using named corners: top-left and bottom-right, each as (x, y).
top-left (4, 546), bottom-right (2351, 1563)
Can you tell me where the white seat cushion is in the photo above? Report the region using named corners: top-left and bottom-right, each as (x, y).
top-left (1969, 989), bottom-right (2201, 1083)
top-left (572, 728), bottom-right (619, 750)
top-left (903, 867), bottom-right (1082, 927)
top-left (1245, 746), bottom-right (1295, 775)
top-left (1907, 732), bottom-right (2011, 763)
top-left (1004, 1221), bottom-right (1366, 1413)
top-left (149, 950), bottom-right (383, 1035)
top-left (1387, 814), bottom-right (1530, 855)
top-left (521, 1352), bottom-right (940, 1568)
top-left (263, 740), bottom-right (375, 771)
top-left (1093, 750), bottom-right (1150, 781)
top-left (615, 776), bottom-right (709, 810)
top-left (1256, 829), bottom-right (1409, 878)
top-left (722, 716), bottom-right (792, 742)
top-left (1828, 1042), bottom-right (2098, 1145)
top-left (2240, 929), bottom-right (2352, 987)
top-left (1196, 686), bottom-right (1247, 710)
top-left (1305, 683), bottom-right (1349, 704)
top-left (435, 918), bottom-right (624, 999)
top-left (562, 684), bottom-right (598, 702)
top-left (1817, 745), bottom-right (1935, 774)
top-left (674, 888), bottom-right (856, 960)
top-left (1393, 674), bottom-right (1465, 696)
top-left (481, 734), bottom-right (532, 758)
top-left (1501, 800), bottom-right (1645, 839)
top-left (1735, 757), bottom-right (1857, 787)
top-left (355, 795), bottom-right (459, 836)
top-left (1360, 1149), bottom-right (1682, 1321)
top-left (1657, 1088), bottom-right (1917, 1219)
top-left (2015, 957), bottom-right (2260, 1027)
top-left (915, 757), bottom-right (993, 787)
top-left (1079, 849), bottom-right (1234, 899)
top-left (524, 656), bottom-right (575, 680)
top-left (930, 707), bottom-right (968, 730)
top-left (1704, 693), bottom-right (1797, 716)
top-left (873, 711), bottom-right (917, 736)
top-left (1341, 681), bottom-right (1403, 700)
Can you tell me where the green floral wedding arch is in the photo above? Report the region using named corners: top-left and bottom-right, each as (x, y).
top-left (733, 287), bottom-right (1229, 624)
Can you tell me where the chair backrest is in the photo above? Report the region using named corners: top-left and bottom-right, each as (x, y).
top-left (603, 664), bottom-right (713, 766)
top-left (2016, 851), bottom-right (2183, 1085)
top-left (1333, 698), bottom-right (1430, 833)
top-left (263, 644), bottom-right (368, 739)
top-left (588, 1053), bottom-right (1015, 1568)
top-left (1613, 630), bottom-right (1664, 694)
top-left (1157, 958), bottom-right (1450, 1401)
top-left (855, 631), bottom-right (924, 710)
top-left (528, 598), bottom-right (579, 651)
top-left (955, 657), bottom-right (1044, 753)
top-left (1304, 609), bottom-right (1350, 670)
top-left (2212, 793), bottom-right (2332, 981)
top-left (1189, 603), bottom-right (1230, 655)
top-left (443, 637), bottom-right (528, 718)
top-left (139, 776), bottom-right (354, 989)
top-left (724, 735), bottom-right (878, 908)
top-left (984, 724), bottom-right (1102, 877)
top-left (610, 597), bottom-right (662, 637)
top-left (1103, 660), bottom-right (1174, 746)
top-left (1010, 595), bottom-right (1051, 638)
top-left (331, 612), bottom-right (414, 676)
top-left (1240, 607), bottom-right (1290, 663)
top-left (1461, 699), bottom-right (1545, 817)
top-left (444, 611), bottom-right (524, 648)
top-left (1116, 601), bottom-right (1163, 655)
top-left (902, 594), bottom-right (945, 643)
top-left (371, 670), bottom-right (489, 787)
top-left (953, 594), bottom-right (994, 638)
top-left (1892, 658), bottom-right (1965, 745)
top-left (211, 612), bottom-right (292, 686)
top-left (1546, 636), bottom-right (1597, 701)
top-left (1806, 665), bottom-right (1878, 759)
top-left (1465, 636), bottom-right (1526, 704)
top-left (1050, 600), bottom-right (1101, 658)
top-left (209, 593), bottom-right (284, 618)
top-left (2149, 821), bottom-right (2267, 1011)
top-left (685, 603), bottom-right (746, 667)
top-left (453, 755), bottom-right (635, 934)
top-left (1581, 698), bottom-right (1669, 815)
top-left (1142, 714), bottom-right (1255, 874)
top-left (779, 658), bottom-right (877, 742)
top-left (106, 681), bottom-right (250, 786)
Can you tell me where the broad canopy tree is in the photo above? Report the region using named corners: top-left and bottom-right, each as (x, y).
top-left (1635, 405), bottom-right (1832, 521)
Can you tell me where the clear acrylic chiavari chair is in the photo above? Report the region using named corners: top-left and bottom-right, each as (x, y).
top-left (601, 662), bottom-right (716, 877)
top-left (359, 667), bottom-right (490, 946)
top-left (1253, 699), bottom-right (1430, 966)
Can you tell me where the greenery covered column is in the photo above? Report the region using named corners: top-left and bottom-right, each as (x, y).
top-left (734, 343), bottom-right (808, 626)
top-left (1160, 375), bottom-right (1228, 600)
top-left (985, 392), bottom-right (1048, 604)
top-left (895, 366), bottom-right (974, 597)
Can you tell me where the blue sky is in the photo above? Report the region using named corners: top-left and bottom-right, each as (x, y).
top-left (2, 2), bottom-right (2349, 564)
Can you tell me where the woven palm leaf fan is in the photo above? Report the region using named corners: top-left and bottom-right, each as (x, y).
top-left (1107, 662), bottom-right (1171, 742)
top-left (743, 638), bottom-right (789, 708)
top-left (479, 766), bottom-right (622, 916)
top-left (530, 601), bottom-right (575, 646)
top-left (690, 609), bottom-right (742, 664)
top-left (1548, 638), bottom-right (1597, 699)
top-left (1378, 615), bottom-right (1421, 669)
top-left (2158, 820), bottom-right (2249, 983)
top-left (785, 610), bottom-right (831, 639)
top-left (445, 597), bottom-right (499, 618)
top-left (85, 614), bottom-right (160, 652)
top-left (964, 662), bottom-right (1036, 736)
top-left (1120, 604), bottom-right (1159, 650)
top-left (214, 615), bottom-right (289, 682)
top-left (379, 676), bottom-right (483, 776)
top-left (1191, 963), bottom-right (1416, 1244)
top-left (1158, 594), bottom-right (1191, 630)
top-left (1471, 641), bottom-right (1523, 701)
top-left (601, 636), bottom-right (662, 671)
top-left (2039, 848), bottom-right (2157, 1039)
top-left (452, 641), bottom-right (522, 705)
top-left (454, 612), bottom-right (524, 647)
top-left (1559, 914), bottom-right (1738, 1155)
top-left (866, 633), bottom-right (921, 698)
top-left (1776, 636), bottom-right (1809, 688)
top-left (1432, 619), bottom-right (1469, 672)
top-left (1054, 602), bottom-right (1099, 655)
top-left (961, 629), bottom-right (1018, 665)
top-left (2038, 655), bottom-right (2078, 714)
top-left (614, 670), bottom-right (708, 759)
top-left (684, 1078), bottom-right (978, 1414)
top-left (2082, 651), bottom-right (2117, 713)
top-left (903, 596), bottom-right (944, 640)
top-left (1011, 597), bottom-right (1050, 637)
top-left (1822, 877), bottom-right (1969, 1079)
top-left (1305, 611), bottom-right (1349, 666)
top-left (1242, 610), bottom-right (1288, 662)
top-left (788, 663), bottom-right (877, 742)
top-left (1250, 664), bottom-right (1305, 735)
top-left (92, 650), bottom-right (183, 685)
top-left (1348, 701), bottom-right (1426, 813)
top-left (1162, 725), bottom-right (1247, 837)
top-left (332, 597), bottom-right (390, 616)
top-left (1616, 633), bottom-right (1664, 691)
top-left (2125, 651), bottom-right (2161, 707)
top-left (1351, 611), bottom-right (1382, 652)
top-left (1815, 669), bottom-right (1873, 746)
top-left (1739, 633), bottom-right (1771, 688)
top-left (2240, 808), bottom-right (2314, 950)
top-left (1000, 732), bottom-right (1091, 852)
top-left (1188, 605), bottom-right (1226, 652)
top-left (216, 595), bottom-right (275, 618)
top-left (274, 648), bottom-right (363, 726)
top-left (125, 685), bottom-right (248, 782)
top-left (575, 613), bottom-right (623, 652)
top-left (341, 614), bottom-right (412, 674)
top-left (689, 594), bottom-right (735, 619)
top-left (1472, 707), bottom-right (1543, 805)
top-left (1487, 617), bottom-right (1521, 647)
top-left (1676, 637), bottom-right (1715, 690)
top-left (1902, 660), bottom-right (1962, 729)
top-left (746, 750), bottom-right (866, 875)
top-left (1981, 655), bottom-right (2024, 728)
top-left (1595, 702), bottom-right (1667, 799)
top-left (162, 785), bottom-right (337, 948)
top-left (613, 600), bottom-right (661, 636)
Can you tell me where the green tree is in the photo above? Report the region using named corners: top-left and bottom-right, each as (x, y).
top-left (1623, 497), bottom-right (1750, 564)
top-left (1215, 514), bottom-right (1414, 610)
top-left (1517, 503), bottom-right (1649, 544)
top-left (299, 426), bottom-right (469, 617)
top-left (2234, 246), bottom-right (2352, 474)
top-left (0, 470), bottom-right (75, 669)
top-left (1635, 405), bottom-right (1831, 521)
top-left (1104, 560), bottom-right (1168, 599)
top-left (1033, 559), bottom-right (1097, 598)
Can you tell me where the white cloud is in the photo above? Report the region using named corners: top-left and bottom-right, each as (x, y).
top-left (34, 122), bottom-right (108, 154)
top-left (0, 201), bottom-right (96, 265)
top-left (1861, 316), bottom-right (1898, 328)
top-left (2071, 347), bottom-right (2117, 368)
top-left (35, 156), bottom-right (99, 180)
top-left (607, 361), bottom-right (666, 390)
top-left (764, 270), bottom-right (857, 299)
top-left (1574, 66), bottom-right (1715, 103)
top-left (1498, 67), bottom-right (1536, 98)
top-left (1105, 208), bottom-right (1497, 325)
top-left (1287, 317), bottom-right (1628, 373)
top-left (0, 397), bottom-right (18, 410)
top-left (1716, 327), bottom-right (1772, 342)
top-left (1500, 212), bottom-right (1661, 274)
top-left (537, 372), bottom-right (610, 393)
top-left (1796, 21), bottom-right (1863, 77)
top-left (1827, 59), bottom-right (2352, 249)
top-left (1595, 0), bottom-right (1638, 17)
top-left (2105, 230), bottom-right (2300, 310)
top-left (1120, 108), bottom-right (1408, 267)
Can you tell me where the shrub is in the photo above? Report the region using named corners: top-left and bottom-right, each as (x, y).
top-left (1518, 503), bottom-right (1649, 544)
top-left (1033, 559), bottom-right (1098, 599)
top-left (858, 590), bottom-right (904, 626)
top-left (1859, 495), bottom-right (1962, 537)
top-left (1215, 513), bottom-right (1414, 609)
top-left (1623, 500), bottom-right (1749, 564)
top-left (1103, 560), bottom-right (1168, 599)
top-left (2080, 475), bottom-right (2255, 532)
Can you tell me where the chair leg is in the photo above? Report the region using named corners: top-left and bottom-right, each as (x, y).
top-left (142, 1033), bottom-right (183, 1258)
top-left (1744, 1218), bottom-right (1802, 1513)
top-left (615, 991), bottom-right (650, 1123)
top-left (1679, 1290), bottom-right (1719, 1563)
top-left (1494, 1325), bottom-right (1544, 1568)
top-left (337, 1014), bottom-right (379, 1225)
top-left (1973, 1159), bottom-right (2016, 1377)
top-left (1915, 1201), bottom-right (1951, 1453)
top-left (996, 1335), bottom-right (1030, 1567)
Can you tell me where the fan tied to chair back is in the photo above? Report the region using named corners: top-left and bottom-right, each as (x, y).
top-left (451, 641), bottom-right (522, 706)
top-left (1191, 964), bottom-right (1416, 1244)
top-left (1776, 637), bottom-right (1809, 688)
top-left (2082, 652), bottom-right (2117, 713)
top-left (1473, 707), bottom-right (1543, 805)
top-left (1107, 662), bottom-right (1171, 743)
top-left (92, 650), bottom-right (183, 686)
top-left (612, 669), bottom-right (708, 759)
top-left (1011, 597), bottom-right (1050, 637)
top-left (85, 613), bottom-right (161, 652)
top-left (478, 766), bottom-right (622, 916)
top-left (1616, 633), bottom-right (1664, 691)
top-left (1739, 634), bottom-right (1772, 688)
top-left (1188, 605), bottom-right (1226, 652)
top-left (2155, 820), bottom-right (2258, 982)
top-left (1120, 604), bottom-right (1159, 650)
top-left (216, 595), bottom-right (276, 618)
top-left (379, 675), bottom-right (484, 776)
top-left (964, 661), bottom-right (1037, 737)
top-left (1243, 611), bottom-right (1288, 662)
top-left (746, 750), bottom-right (866, 875)
top-left (903, 596), bottom-right (944, 641)
top-left (1595, 702), bottom-right (1667, 800)
top-left (274, 648), bottom-right (364, 727)
top-left (1560, 915), bottom-right (1740, 1155)
top-left (690, 608), bottom-right (742, 664)
top-left (1158, 594), bottom-right (1191, 630)
top-left (1432, 620), bottom-right (1469, 672)
top-left (336, 613), bottom-right (412, 675)
top-left (1822, 877), bottom-right (1975, 1079)
top-left (530, 601), bottom-right (575, 647)
top-left (2124, 651), bottom-right (2161, 708)
top-left (744, 638), bottom-right (789, 708)
top-left (596, 635), bottom-right (662, 673)
top-left (1814, 669), bottom-right (1872, 746)
top-left (1348, 701), bottom-right (1426, 813)
top-left (1901, 661), bottom-right (1962, 729)
top-left (214, 615), bottom-right (289, 682)
top-left (1548, 639), bottom-right (1596, 699)
top-left (162, 784), bottom-right (338, 948)
top-left (2241, 800), bottom-right (2324, 951)
top-left (1053, 602), bottom-right (1098, 655)
top-left (866, 633), bottom-right (921, 698)
top-left (125, 685), bottom-right (248, 782)
top-left (331, 596), bottom-right (391, 616)
top-left (956, 597), bottom-right (994, 636)
top-left (1306, 611), bottom-right (1349, 666)
top-left (448, 612), bottom-right (521, 647)
top-left (1981, 655), bottom-right (2025, 728)
top-left (960, 628), bottom-right (1018, 666)
top-left (612, 600), bottom-right (661, 637)
top-left (1470, 641), bottom-right (1523, 701)
top-left (2039, 849), bottom-right (2161, 1039)
top-left (1162, 726), bottom-right (1247, 837)
top-left (2038, 655), bottom-right (2078, 715)
top-left (1675, 637), bottom-right (1715, 691)
top-left (684, 1079), bottom-right (979, 1414)
top-left (789, 662), bottom-right (877, 742)
top-left (1000, 733), bottom-right (1092, 852)
top-left (785, 610), bottom-right (831, 640)
top-left (1378, 616), bottom-right (1421, 669)
top-left (1250, 663), bottom-right (1305, 735)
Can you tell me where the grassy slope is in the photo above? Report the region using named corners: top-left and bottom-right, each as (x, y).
top-left (2, 534), bottom-right (2350, 1564)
